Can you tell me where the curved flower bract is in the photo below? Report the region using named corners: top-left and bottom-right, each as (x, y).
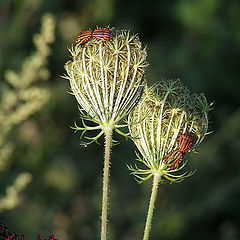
top-left (64, 29), bottom-right (148, 142)
top-left (128, 79), bottom-right (210, 183)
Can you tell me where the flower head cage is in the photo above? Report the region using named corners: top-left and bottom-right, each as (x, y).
top-left (64, 28), bottom-right (148, 143)
top-left (128, 79), bottom-right (210, 183)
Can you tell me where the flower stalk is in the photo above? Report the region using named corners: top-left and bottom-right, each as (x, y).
top-left (143, 173), bottom-right (161, 240)
top-left (101, 126), bottom-right (113, 240)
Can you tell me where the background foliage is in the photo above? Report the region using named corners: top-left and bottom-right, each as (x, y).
top-left (0, 0), bottom-right (240, 239)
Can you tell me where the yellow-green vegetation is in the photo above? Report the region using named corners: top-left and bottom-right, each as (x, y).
top-left (0, 172), bottom-right (32, 212)
top-left (0, 14), bottom-right (55, 212)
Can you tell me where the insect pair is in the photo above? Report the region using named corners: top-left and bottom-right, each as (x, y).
top-left (163, 133), bottom-right (194, 169)
top-left (76, 27), bottom-right (113, 45)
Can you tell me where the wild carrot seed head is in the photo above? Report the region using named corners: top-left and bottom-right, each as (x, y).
top-left (128, 79), bottom-right (210, 183)
top-left (64, 28), bottom-right (148, 128)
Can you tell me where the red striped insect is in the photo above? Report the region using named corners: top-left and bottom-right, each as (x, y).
top-left (163, 150), bottom-right (183, 169)
top-left (178, 133), bottom-right (193, 153)
top-left (93, 27), bottom-right (113, 42)
top-left (76, 29), bottom-right (93, 45)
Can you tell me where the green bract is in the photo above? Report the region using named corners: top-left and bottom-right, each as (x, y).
top-left (128, 79), bottom-right (210, 183)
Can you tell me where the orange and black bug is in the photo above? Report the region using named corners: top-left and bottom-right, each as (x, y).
top-left (93, 27), bottom-right (113, 42)
top-left (163, 150), bottom-right (183, 169)
top-left (76, 29), bottom-right (93, 45)
top-left (178, 133), bottom-right (193, 153)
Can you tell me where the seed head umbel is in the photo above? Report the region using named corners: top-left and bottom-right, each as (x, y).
top-left (64, 28), bottom-right (148, 143)
top-left (128, 79), bottom-right (211, 183)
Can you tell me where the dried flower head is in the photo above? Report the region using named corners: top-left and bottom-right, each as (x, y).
top-left (64, 28), bottom-right (148, 143)
top-left (128, 79), bottom-right (211, 183)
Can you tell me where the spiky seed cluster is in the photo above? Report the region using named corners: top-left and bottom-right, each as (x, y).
top-left (64, 29), bottom-right (148, 140)
top-left (128, 79), bottom-right (210, 183)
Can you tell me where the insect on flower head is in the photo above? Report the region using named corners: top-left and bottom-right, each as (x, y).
top-left (128, 79), bottom-right (210, 183)
top-left (64, 27), bottom-right (148, 144)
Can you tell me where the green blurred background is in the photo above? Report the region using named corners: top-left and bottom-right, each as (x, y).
top-left (0, 0), bottom-right (240, 239)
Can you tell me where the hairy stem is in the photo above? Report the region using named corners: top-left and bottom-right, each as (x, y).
top-left (143, 173), bottom-right (161, 240)
top-left (101, 127), bottom-right (113, 240)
